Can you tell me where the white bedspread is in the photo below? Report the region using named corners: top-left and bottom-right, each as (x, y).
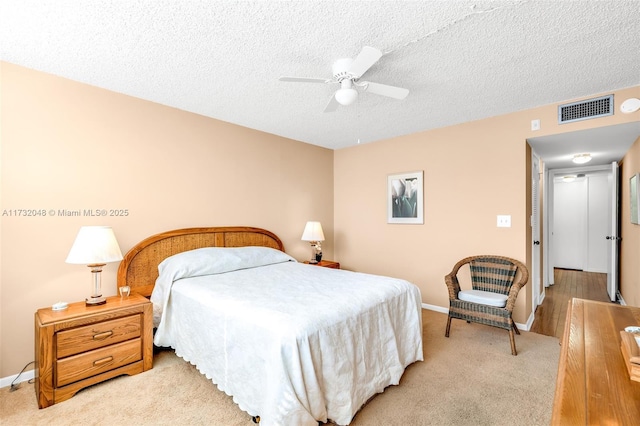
top-left (151, 247), bottom-right (423, 426)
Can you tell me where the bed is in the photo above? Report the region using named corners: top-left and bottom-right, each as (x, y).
top-left (117, 226), bottom-right (423, 426)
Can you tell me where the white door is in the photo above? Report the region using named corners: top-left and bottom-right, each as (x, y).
top-left (531, 156), bottom-right (541, 308)
top-left (586, 174), bottom-right (609, 273)
top-left (546, 173), bottom-right (555, 286)
top-left (606, 161), bottom-right (619, 302)
top-left (553, 178), bottom-right (588, 270)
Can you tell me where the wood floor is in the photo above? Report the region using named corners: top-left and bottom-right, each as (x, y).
top-left (530, 268), bottom-right (611, 339)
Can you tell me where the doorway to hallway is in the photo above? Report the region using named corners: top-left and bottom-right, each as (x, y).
top-left (530, 268), bottom-right (610, 339)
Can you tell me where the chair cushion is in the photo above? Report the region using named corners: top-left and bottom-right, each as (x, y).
top-left (458, 289), bottom-right (508, 308)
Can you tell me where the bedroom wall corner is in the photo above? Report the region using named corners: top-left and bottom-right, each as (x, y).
top-left (333, 116), bottom-right (530, 324)
top-left (0, 62), bottom-right (334, 378)
top-left (333, 85), bottom-right (640, 326)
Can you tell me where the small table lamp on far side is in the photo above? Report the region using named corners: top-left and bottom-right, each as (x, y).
top-left (301, 221), bottom-right (325, 264)
top-left (66, 226), bottom-right (123, 306)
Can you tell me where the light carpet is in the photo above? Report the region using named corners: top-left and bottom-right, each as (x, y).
top-left (0, 310), bottom-right (560, 425)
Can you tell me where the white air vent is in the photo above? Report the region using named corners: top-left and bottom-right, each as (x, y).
top-left (558, 95), bottom-right (613, 124)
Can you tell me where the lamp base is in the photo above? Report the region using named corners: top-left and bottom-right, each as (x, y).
top-left (85, 295), bottom-right (107, 306)
top-left (308, 259), bottom-right (319, 264)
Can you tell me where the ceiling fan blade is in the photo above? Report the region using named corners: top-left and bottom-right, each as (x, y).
top-left (323, 94), bottom-right (340, 113)
top-left (348, 46), bottom-right (383, 78)
top-left (279, 76), bottom-right (330, 83)
top-left (362, 81), bottom-right (409, 100)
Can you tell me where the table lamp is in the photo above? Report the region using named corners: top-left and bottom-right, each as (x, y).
top-left (66, 226), bottom-right (123, 306)
top-left (301, 221), bottom-right (325, 264)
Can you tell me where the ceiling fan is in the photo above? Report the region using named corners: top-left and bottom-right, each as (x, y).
top-left (279, 46), bottom-right (409, 113)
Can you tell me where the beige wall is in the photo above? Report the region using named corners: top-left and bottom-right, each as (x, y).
top-left (1, 61), bottom-right (639, 379)
top-left (334, 113), bottom-right (531, 321)
top-left (620, 136), bottom-right (640, 306)
top-left (334, 86), bottom-right (640, 326)
top-left (0, 62), bottom-right (335, 377)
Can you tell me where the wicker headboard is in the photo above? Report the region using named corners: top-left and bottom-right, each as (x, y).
top-left (116, 227), bottom-right (285, 297)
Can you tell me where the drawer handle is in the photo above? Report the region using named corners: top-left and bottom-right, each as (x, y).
top-left (93, 356), bottom-right (114, 367)
top-left (92, 331), bottom-right (114, 340)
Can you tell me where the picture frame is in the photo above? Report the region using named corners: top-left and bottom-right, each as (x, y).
top-left (387, 171), bottom-right (423, 224)
top-left (631, 173), bottom-right (640, 225)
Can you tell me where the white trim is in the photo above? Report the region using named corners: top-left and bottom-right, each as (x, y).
top-left (545, 170), bottom-right (554, 286)
top-left (0, 369), bottom-right (34, 389)
top-left (531, 153), bottom-right (542, 315)
top-left (521, 312), bottom-right (535, 332)
top-left (422, 303), bottom-right (448, 314)
top-left (618, 292), bottom-right (626, 306)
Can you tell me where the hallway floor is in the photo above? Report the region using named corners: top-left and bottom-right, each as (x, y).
top-left (530, 268), bottom-right (611, 339)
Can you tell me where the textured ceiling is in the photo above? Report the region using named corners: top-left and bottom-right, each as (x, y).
top-left (1, 1), bottom-right (639, 158)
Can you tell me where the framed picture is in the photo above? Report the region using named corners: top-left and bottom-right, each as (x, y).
top-left (631, 173), bottom-right (640, 225)
top-left (388, 171), bottom-right (423, 224)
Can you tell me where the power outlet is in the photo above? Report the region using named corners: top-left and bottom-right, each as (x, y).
top-left (497, 215), bottom-right (511, 228)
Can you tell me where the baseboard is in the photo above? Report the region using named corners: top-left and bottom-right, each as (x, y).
top-left (521, 312), bottom-right (534, 332)
top-left (618, 292), bottom-right (627, 306)
top-left (0, 369), bottom-right (34, 389)
top-left (422, 303), bottom-right (530, 331)
top-left (422, 303), bottom-right (448, 314)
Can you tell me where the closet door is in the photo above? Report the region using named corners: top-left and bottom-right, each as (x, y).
top-left (553, 178), bottom-right (587, 270)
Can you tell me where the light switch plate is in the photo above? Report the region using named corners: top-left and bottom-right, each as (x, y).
top-left (497, 215), bottom-right (511, 228)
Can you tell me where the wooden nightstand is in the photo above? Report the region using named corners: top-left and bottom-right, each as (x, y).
top-left (304, 260), bottom-right (340, 269)
top-left (34, 293), bottom-right (153, 408)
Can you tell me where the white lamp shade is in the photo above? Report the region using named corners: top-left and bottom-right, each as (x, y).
top-left (301, 221), bottom-right (325, 242)
top-left (66, 226), bottom-right (123, 264)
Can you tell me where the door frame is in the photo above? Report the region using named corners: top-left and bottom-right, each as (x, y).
top-left (544, 164), bottom-right (613, 288)
top-left (607, 161), bottom-right (619, 301)
top-left (531, 154), bottom-right (542, 311)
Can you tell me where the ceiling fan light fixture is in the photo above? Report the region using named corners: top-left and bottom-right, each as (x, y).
top-left (572, 153), bottom-right (592, 164)
top-left (335, 88), bottom-right (358, 106)
top-left (279, 46), bottom-right (408, 112)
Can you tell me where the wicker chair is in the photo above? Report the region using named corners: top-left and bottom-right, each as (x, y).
top-left (445, 255), bottom-right (529, 355)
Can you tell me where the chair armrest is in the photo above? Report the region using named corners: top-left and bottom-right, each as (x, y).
top-left (504, 265), bottom-right (530, 312)
top-left (445, 257), bottom-right (472, 300)
top-left (445, 273), bottom-right (460, 300)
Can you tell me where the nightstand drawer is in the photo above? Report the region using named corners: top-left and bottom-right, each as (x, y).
top-left (36, 294), bottom-right (153, 408)
top-left (57, 314), bottom-right (142, 358)
top-left (56, 338), bottom-right (142, 387)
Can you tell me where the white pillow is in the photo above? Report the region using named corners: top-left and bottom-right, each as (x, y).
top-left (152, 246), bottom-right (296, 325)
top-left (458, 289), bottom-right (508, 308)
top-left (158, 246), bottom-right (296, 280)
